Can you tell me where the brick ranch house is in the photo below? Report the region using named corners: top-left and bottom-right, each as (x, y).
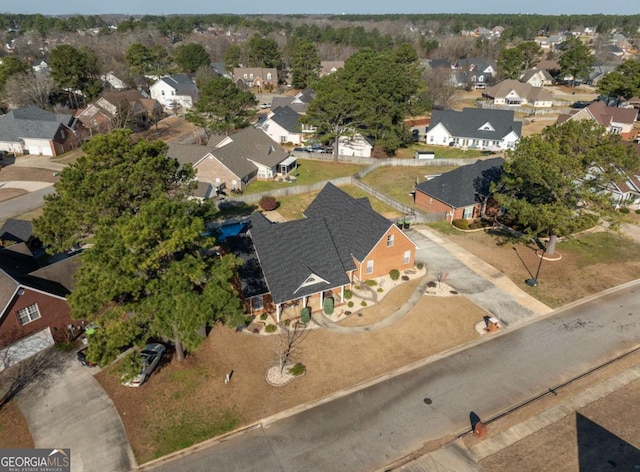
top-left (227, 183), bottom-right (417, 320)
top-left (415, 158), bottom-right (504, 222)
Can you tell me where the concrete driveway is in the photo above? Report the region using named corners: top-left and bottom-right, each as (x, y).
top-left (17, 350), bottom-right (134, 472)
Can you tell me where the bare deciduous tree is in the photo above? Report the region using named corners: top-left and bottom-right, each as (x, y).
top-left (3, 72), bottom-right (55, 109)
top-left (275, 321), bottom-right (308, 375)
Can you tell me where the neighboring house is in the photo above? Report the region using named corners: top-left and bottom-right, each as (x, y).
top-left (167, 126), bottom-right (294, 192)
top-left (337, 133), bottom-right (374, 157)
top-left (0, 244), bottom-right (81, 370)
top-left (557, 101), bottom-right (638, 135)
top-left (426, 108), bottom-right (521, 151)
top-left (32, 60), bottom-right (49, 74)
top-left (102, 72), bottom-right (127, 90)
top-left (320, 61), bottom-right (344, 76)
top-left (231, 183), bottom-right (417, 319)
top-left (519, 68), bottom-right (554, 87)
top-left (483, 79), bottom-right (554, 108)
top-left (0, 106), bottom-right (79, 156)
top-left (535, 34), bottom-right (566, 49)
top-left (149, 74), bottom-right (199, 109)
top-left (415, 158), bottom-right (504, 222)
top-left (233, 67), bottom-right (278, 89)
top-left (258, 106), bottom-right (314, 145)
top-left (270, 88), bottom-right (315, 114)
top-left (76, 90), bottom-right (162, 134)
top-left (586, 65), bottom-right (616, 86)
top-left (608, 167), bottom-right (640, 209)
top-left (452, 58), bottom-right (497, 89)
top-left (404, 117), bottom-right (431, 142)
top-left (210, 62), bottom-right (233, 80)
top-left (0, 219), bottom-right (38, 249)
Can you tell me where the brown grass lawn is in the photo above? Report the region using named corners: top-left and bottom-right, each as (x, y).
top-left (96, 282), bottom-right (487, 464)
top-left (360, 165), bottom-right (456, 207)
top-left (0, 401), bottom-right (34, 448)
top-left (431, 225), bottom-right (640, 308)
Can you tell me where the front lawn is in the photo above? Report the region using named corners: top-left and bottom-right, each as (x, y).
top-left (429, 226), bottom-right (640, 308)
top-left (243, 158), bottom-right (366, 194)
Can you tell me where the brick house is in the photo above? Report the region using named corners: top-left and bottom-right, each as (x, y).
top-left (229, 183), bottom-right (417, 320)
top-left (415, 158), bottom-right (504, 222)
top-left (0, 106), bottom-right (79, 156)
top-left (0, 244), bottom-right (81, 369)
top-left (233, 67), bottom-right (278, 90)
top-left (557, 101), bottom-right (638, 135)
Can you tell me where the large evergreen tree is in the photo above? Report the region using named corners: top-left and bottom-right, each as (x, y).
top-left (495, 120), bottom-right (639, 254)
top-left (597, 59), bottom-right (640, 104)
top-left (185, 76), bottom-right (257, 138)
top-left (558, 37), bottom-right (594, 84)
top-left (290, 39), bottom-right (321, 89)
top-left (49, 44), bottom-right (102, 100)
top-left (72, 198), bottom-right (245, 364)
top-left (33, 130), bottom-right (194, 253)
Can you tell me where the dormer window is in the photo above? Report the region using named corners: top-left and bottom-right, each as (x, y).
top-left (249, 73), bottom-right (254, 79)
top-left (478, 121), bottom-right (495, 132)
top-left (243, 73), bottom-right (248, 79)
top-left (267, 73), bottom-right (272, 80)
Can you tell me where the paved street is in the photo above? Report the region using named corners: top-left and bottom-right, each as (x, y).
top-left (147, 281), bottom-right (640, 472)
top-left (0, 186), bottom-right (55, 221)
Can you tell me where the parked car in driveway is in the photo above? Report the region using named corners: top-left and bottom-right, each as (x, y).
top-left (121, 343), bottom-right (166, 387)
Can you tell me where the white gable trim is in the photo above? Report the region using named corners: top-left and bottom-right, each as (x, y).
top-left (294, 272), bottom-right (330, 294)
top-left (478, 121), bottom-right (495, 132)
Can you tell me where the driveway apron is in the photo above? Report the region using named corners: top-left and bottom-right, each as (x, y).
top-left (17, 351), bottom-right (134, 472)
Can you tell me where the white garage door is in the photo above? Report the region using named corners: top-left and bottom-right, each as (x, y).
top-left (0, 328), bottom-right (54, 372)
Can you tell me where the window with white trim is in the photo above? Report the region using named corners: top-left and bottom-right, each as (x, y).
top-left (463, 206), bottom-right (474, 219)
top-left (17, 304), bottom-right (41, 326)
top-left (267, 73), bottom-right (272, 80)
top-left (252, 295), bottom-right (264, 311)
top-left (387, 234), bottom-right (394, 247)
top-left (366, 260), bottom-right (374, 274)
top-left (403, 250), bottom-right (411, 264)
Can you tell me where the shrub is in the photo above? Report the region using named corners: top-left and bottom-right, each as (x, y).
top-left (468, 220), bottom-right (483, 230)
top-left (401, 275), bottom-right (409, 281)
top-left (260, 313), bottom-right (268, 321)
top-left (619, 207), bottom-right (630, 214)
top-left (323, 297), bottom-right (334, 315)
top-left (452, 218), bottom-right (469, 230)
top-left (288, 363), bottom-right (306, 376)
top-left (377, 288), bottom-right (383, 293)
top-left (636, 209), bottom-right (640, 215)
top-left (284, 319), bottom-right (291, 327)
top-left (365, 279), bottom-right (378, 286)
top-left (389, 269), bottom-right (400, 280)
top-left (300, 307), bottom-right (311, 323)
top-left (360, 301), bottom-right (367, 307)
top-left (265, 324), bottom-right (277, 333)
top-left (348, 301), bottom-right (354, 308)
top-left (417, 262), bottom-right (424, 270)
top-left (344, 289), bottom-right (353, 300)
top-left (259, 195), bottom-right (277, 211)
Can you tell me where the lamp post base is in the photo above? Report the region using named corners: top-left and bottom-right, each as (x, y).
top-left (525, 278), bottom-right (538, 287)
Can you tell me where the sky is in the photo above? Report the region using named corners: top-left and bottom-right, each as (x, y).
top-left (1, 0), bottom-right (638, 16)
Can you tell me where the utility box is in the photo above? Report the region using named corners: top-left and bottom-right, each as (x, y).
top-left (415, 151), bottom-right (435, 160)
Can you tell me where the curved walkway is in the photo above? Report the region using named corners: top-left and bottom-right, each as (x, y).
top-left (311, 224), bottom-right (553, 335)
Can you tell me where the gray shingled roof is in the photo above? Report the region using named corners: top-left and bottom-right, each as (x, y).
top-left (213, 126), bottom-right (289, 172)
top-left (0, 106), bottom-right (70, 142)
top-left (225, 232), bottom-right (269, 299)
top-left (166, 143), bottom-right (210, 166)
top-left (268, 106), bottom-right (301, 133)
top-left (415, 158), bottom-right (504, 208)
top-left (0, 244), bottom-right (78, 315)
top-left (0, 219), bottom-right (33, 244)
top-left (248, 216), bottom-right (354, 304)
top-left (304, 183), bottom-right (393, 262)
top-left (428, 108), bottom-right (522, 141)
top-left (159, 74), bottom-right (198, 94)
